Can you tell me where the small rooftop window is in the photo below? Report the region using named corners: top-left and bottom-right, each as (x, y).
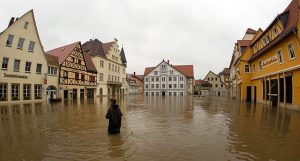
top-left (24, 21), bottom-right (29, 29)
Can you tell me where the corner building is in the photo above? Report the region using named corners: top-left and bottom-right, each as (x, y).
top-left (0, 10), bottom-right (48, 103)
top-left (237, 0), bottom-right (300, 110)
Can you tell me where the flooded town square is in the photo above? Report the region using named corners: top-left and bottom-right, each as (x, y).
top-left (1, 96), bottom-right (300, 161)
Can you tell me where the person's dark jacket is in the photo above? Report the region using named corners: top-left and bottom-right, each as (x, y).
top-left (106, 104), bottom-right (122, 134)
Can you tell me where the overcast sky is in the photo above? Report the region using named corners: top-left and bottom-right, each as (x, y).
top-left (0, 0), bottom-right (291, 79)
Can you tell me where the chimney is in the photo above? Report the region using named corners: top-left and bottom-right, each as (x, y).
top-left (8, 17), bottom-right (15, 27)
top-left (167, 60), bottom-right (170, 64)
top-left (134, 72), bottom-right (136, 76)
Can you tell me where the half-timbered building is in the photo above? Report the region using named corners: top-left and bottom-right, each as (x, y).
top-left (46, 42), bottom-right (97, 100)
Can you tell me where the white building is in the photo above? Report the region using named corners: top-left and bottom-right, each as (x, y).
top-left (143, 60), bottom-right (194, 96)
top-left (0, 10), bottom-right (48, 103)
top-left (203, 71), bottom-right (228, 96)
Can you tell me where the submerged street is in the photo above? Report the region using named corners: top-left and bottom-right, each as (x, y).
top-left (1, 96), bottom-right (300, 161)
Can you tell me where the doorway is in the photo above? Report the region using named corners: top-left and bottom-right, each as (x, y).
top-left (73, 89), bottom-right (77, 99)
top-left (64, 90), bottom-right (68, 99)
top-left (80, 89), bottom-right (84, 99)
top-left (246, 86), bottom-right (252, 102)
top-left (162, 91), bottom-right (166, 96)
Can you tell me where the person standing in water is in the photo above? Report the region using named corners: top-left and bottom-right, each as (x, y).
top-left (106, 98), bottom-right (123, 134)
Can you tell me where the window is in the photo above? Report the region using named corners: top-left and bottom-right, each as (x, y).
top-left (145, 78), bottom-right (149, 82)
top-left (259, 61), bottom-right (263, 71)
top-left (36, 64), bottom-right (42, 74)
top-left (266, 35), bottom-right (270, 44)
top-left (90, 76), bottom-right (96, 82)
top-left (75, 73), bottom-right (79, 80)
top-left (162, 77), bottom-right (165, 82)
top-left (28, 41), bottom-right (35, 52)
top-left (25, 62), bottom-right (31, 72)
top-left (6, 34), bottom-right (14, 46)
top-left (48, 66), bottom-right (57, 75)
top-left (11, 84), bottom-right (19, 100)
top-left (145, 92), bottom-right (148, 96)
top-left (208, 78), bottom-right (210, 81)
top-left (162, 84), bottom-right (165, 88)
top-left (156, 84), bottom-right (159, 89)
top-left (63, 71), bottom-right (68, 78)
top-left (151, 77), bottom-right (154, 82)
top-left (78, 59), bottom-right (81, 65)
top-left (156, 92), bottom-right (159, 96)
top-left (252, 64), bottom-right (256, 73)
top-left (24, 22), bottom-right (29, 29)
top-left (99, 73), bottom-right (104, 81)
top-left (173, 84), bottom-right (177, 88)
top-left (169, 92), bottom-right (172, 96)
top-left (180, 77), bottom-right (184, 81)
top-left (215, 84), bottom-right (218, 88)
top-left (180, 84), bottom-right (184, 88)
top-left (109, 63), bottom-right (111, 70)
top-left (2, 58), bottom-right (9, 69)
top-left (0, 83), bottom-right (8, 101)
top-left (169, 77), bottom-right (172, 81)
top-left (277, 49), bottom-right (284, 64)
top-left (173, 92), bottom-right (177, 96)
top-left (146, 84), bottom-right (149, 89)
top-left (288, 43), bottom-right (296, 59)
top-left (154, 71), bottom-right (158, 75)
top-left (245, 64), bottom-right (250, 73)
top-left (151, 84), bottom-right (154, 89)
top-left (71, 57), bottom-right (75, 62)
top-left (156, 77), bottom-right (159, 82)
top-left (169, 84), bottom-right (172, 88)
top-left (161, 65), bottom-right (166, 69)
top-left (14, 59), bottom-right (20, 72)
top-left (221, 84), bottom-right (223, 88)
top-left (173, 77), bottom-right (177, 81)
top-left (273, 27), bottom-right (278, 37)
top-left (80, 74), bottom-right (85, 81)
top-left (170, 70), bottom-right (173, 75)
top-left (17, 38), bottom-right (25, 49)
top-left (23, 84), bottom-right (31, 100)
top-left (180, 92), bottom-right (184, 96)
top-left (100, 60), bottom-right (104, 67)
top-left (34, 85), bottom-right (42, 99)
top-left (215, 77), bottom-right (217, 81)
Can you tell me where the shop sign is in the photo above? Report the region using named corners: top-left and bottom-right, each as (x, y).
top-left (262, 55), bottom-right (278, 68)
top-left (4, 73), bottom-right (28, 79)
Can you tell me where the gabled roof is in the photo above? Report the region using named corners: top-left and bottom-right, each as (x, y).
top-left (195, 79), bottom-right (202, 86)
top-left (246, 28), bottom-right (257, 34)
top-left (83, 52), bottom-right (97, 73)
top-left (144, 61), bottom-right (194, 78)
top-left (82, 39), bottom-right (106, 57)
top-left (46, 41), bottom-right (80, 64)
top-left (45, 54), bottom-right (59, 66)
top-left (102, 42), bottom-right (113, 54)
top-left (237, 40), bottom-right (252, 47)
top-left (132, 74), bottom-right (144, 81)
top-left (249, 0), bottom-right (299, 62)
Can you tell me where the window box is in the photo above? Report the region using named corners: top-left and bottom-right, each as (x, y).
top-left (0, 97), bottom-right (7, 101)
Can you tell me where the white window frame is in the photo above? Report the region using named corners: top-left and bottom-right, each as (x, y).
top-left (23, 84), bottom-right (31, 100)
top-left (277, 49), bottom-right (284, 64)
top-left (245, 64), bottom-right (250, 73)
top-left (287, 43), bottom-right (296, 60)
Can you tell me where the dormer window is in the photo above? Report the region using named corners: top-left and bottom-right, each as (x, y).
top-left (24, 22), bottom-right (29, 29)
top-left (273, 26), bottom-right (278, 37)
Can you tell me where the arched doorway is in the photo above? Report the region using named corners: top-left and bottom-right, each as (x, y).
top-left (47, 86), bottom-right (57, 100)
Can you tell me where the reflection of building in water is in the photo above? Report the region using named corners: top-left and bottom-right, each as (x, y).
top-left (0, 10), bottom-right (48, 103)
top-left (227, 102), bottom-right (300, 161)
top-left (143, 60), bottom-right (195, 96)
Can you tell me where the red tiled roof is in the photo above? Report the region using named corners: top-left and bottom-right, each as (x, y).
top-left (237, 40), bottom-right (252, 47)
top-left (144, 65), bottom-right (194, 78)
top-left (102, 42), bottom-right (113, 54)
top-left (246, 28), bottom-right (257, 34)
top-left (83, 52), bottom-right (97, 73)
top-left (45, 54), bottom-right (59, 66)
top-left (249, 0), bottom-right (299, 61)
top-left (133, 75), bottom-right (144, 81)
top-left (195, 80), bottom-right (202, 85)
top-left (82, 39), bottom-right (106, 57)
top-left (46, 42), bottom-right (80, 64)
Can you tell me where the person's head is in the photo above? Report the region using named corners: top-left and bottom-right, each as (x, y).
top-left (110, 98), bottom-right (117, 105)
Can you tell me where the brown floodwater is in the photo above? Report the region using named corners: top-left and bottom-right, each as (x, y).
top-left (1, 96), bottom-right (300, 161)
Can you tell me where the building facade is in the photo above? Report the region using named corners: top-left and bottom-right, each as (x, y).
top-left (46, 42), bottom-right (97, 100)
top-left (235, 0), bottom-right (300, 110)
top-left (82, 39), bottom-right (127, 97)
top-left (126, 74), bottom-right (138, 95)
top-left (0, 10), bottom-right (48, 103)
top-left (131, 72), bottom-right (144, 94)
top-left (143, 60), bottom-right (194, 96)
top-left (203, 71), bottom-right (228, 96)
top-left (194, 80), bottom-right (211, 96)
top-left (45, 54), bottom-right (60, 100)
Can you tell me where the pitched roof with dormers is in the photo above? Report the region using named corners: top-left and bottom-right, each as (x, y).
top-left (249, 0), bottom-right (299, 61)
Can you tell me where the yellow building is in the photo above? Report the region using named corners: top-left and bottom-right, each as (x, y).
top-left (0, 10), bottom-right (48, 103)
top-left (46, 42), bottom-right (97, 99)
top-left (236, 0), bottom-right (300, 110)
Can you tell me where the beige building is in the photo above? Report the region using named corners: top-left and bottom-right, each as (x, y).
top-left (203, 71), bottom-right (228, 96)
top-left (45, 54), bottom-right (60, 100)
top-left (82, 38), bottom-right (127, 96)
top-left (0, 10), bottom-right (48, 103)
top-left (46, 42), bottom-right (97, 99)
